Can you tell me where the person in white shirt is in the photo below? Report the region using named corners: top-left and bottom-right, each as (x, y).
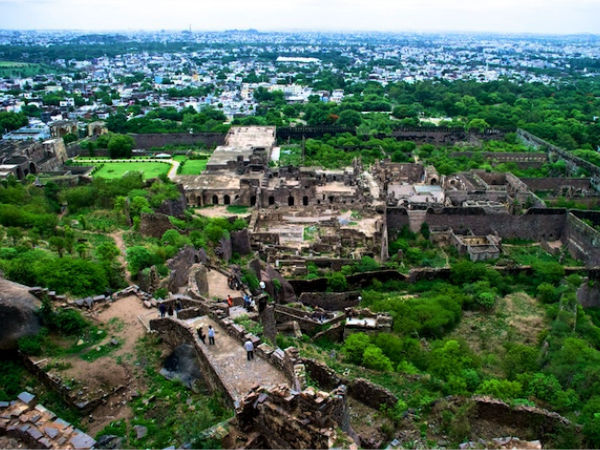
top-left (208, 325), bottom-right (215, 345)
top-left (244, 339), bottom-right (254, 360)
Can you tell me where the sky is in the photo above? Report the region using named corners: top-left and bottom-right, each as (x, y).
top-left (0, 0), bottom-right (599, 34)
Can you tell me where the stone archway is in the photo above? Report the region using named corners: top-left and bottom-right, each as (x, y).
top-left (288, 196), bottom-right (295, 206)
top-left (212, 195), bottom-right (219, 205)
top-left (303, 196), bottom-right (309, 206)
top-left (224, 195), bottom-right (231, 205)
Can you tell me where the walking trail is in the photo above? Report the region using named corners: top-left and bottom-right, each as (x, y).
top-left (183, 315), bottom-right (289, 401)
top-left (206, 268), bottom-right (239, 300)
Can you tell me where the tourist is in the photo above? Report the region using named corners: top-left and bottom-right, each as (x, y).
top-left (197, 326), bottom-right (206, 344)
top-left (159, 303), bottom-right (166, 318)
top-left (259, 281), bottom-right (266, 291)
top-left (208, 325), bottom-right (215, 345)
top-left (250, 298), bottom-right (256, 311)
top-left (243, 293), bottom-right (251, 310)
top-left (227, 295), bottom-right (233, 308)
top-left (175, 299), bottom-right (182, 316)
top-left (167, 304), bottom-right (174, 317)
top-left (244, 339), bottom-right (254, 361)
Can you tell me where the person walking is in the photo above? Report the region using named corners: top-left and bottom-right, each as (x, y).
top-left (208, 325), bottom-right (215, 345)
top-left (197, 326), bottom-right (206, 344)
top-left (175, 299), bottom-right (183, 317)
top-left (159, 303), bottom-right (166, 318)
top-left (244, 339), bottom-right (254, 361)
top-left (167, 304), bottom-right (174, 317)
top-left (226, 295), bottom-right (233, 308)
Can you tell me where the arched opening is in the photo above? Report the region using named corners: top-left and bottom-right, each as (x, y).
top-left (430, 178), bottom-right (437, 185)
top-left (268, 196), bottom-right (275, 205)
top-left (212, 195), bottom-right (219, 205)
top-left (224, 195), bottom-right (231, 205)
top-left (328, 196), bottom-right (334, 203)
top-left (23, 169), bottom-right (29, 177)
top-left (29, 163), bottom-right (37, 174)
top-left (250, 196), bottom-right (256, 206)
top-left (302, 196), bottom-right (309, 206)
top-left (15, 167), bottom-right (23, 180)
top-left (288, 196), bottom-right (295, 206)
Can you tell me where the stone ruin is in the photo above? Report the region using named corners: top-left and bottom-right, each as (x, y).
top-left (235, 385), bottom-right (357, 449)
top-left (0, 392), bottom-right (96, 449)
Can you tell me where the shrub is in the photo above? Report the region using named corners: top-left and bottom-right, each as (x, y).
top-left (537, 282), bottom-right (560, 303)
top-left (327, 272), bottom-right (347, 291)
top-left (477, 379), bottom-right (522, 400)
top-left (503, 344), bottom-right (538, 379)
top-left (341, 333), bottom-right (370, 365)
top-left (362, 345), bottom-right (393, 372)
top-left (526, 373), bottom-right (562, 403)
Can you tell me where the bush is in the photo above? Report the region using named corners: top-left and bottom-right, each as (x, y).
top-left (537, 282), bottom-right (560, 303)
top-left (327, 272), bottom-right (347, 291)
top-left (342, 333), bottom-right (371, 365)
top-left (477, 379), bottom-right (522, 400)
top-left (362, 345), bottom-right (393, 372)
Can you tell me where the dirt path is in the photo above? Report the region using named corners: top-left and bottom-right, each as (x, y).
top-left (184, 316), bottom-right (289, 401)
top-left (110, 230), bottom-right (131, 283)
top-left (83, 295), bottom-right (152, 435)
top-left (207, 268), bottom-right (240, 300)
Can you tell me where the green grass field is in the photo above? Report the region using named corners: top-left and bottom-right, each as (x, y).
top-left (179, 159), bottom-right (207, 175)
top-left (0, 61), bottom-right (48, 77)
top-left (93, 162), bottom-right (170, 180)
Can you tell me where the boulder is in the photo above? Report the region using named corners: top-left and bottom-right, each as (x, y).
top-left (0, 279), bottom-right (41, 350)
top-left (186, 264), bottom-right (209, 298)
top-left (231, 229), bottom-right (251, 256)
top-left (167, 246), bottom-right (207, 293)
top-left (216, 236), bottom-right (232, 262)
top-left (139, 212), bottom-right (173, 239)
top-left (155, 188), bottom-right (187, 218)
top-left (262, 264), bottom-right (297, 304)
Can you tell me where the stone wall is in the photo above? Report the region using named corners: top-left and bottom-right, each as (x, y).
top-left (301, 358), bottom-right (398, 409)
top-left (131, 132), bottom-right (225, 149)
top-left (235, 384), bottom-right (356, 449)
top-left (149, 317), bottom-right (238, 406)
top-left (563, 212), bottom-right (600, 267)
top-left (298, 291), bottom-right (361, 311)
top-left (19, 351), bottom-right (124, 414)
top-left (388, 206), bottom-right (568, 241)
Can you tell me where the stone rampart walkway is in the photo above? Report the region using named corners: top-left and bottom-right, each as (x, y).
top-left (182, 316), bottom-right (289, 401)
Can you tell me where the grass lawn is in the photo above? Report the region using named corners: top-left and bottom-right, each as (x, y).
top-left (93, 162), bottom-right (170, 180)
top-left (0, 61), bottom-right (48, 77)
top-left (179, 159), bottom-right (207, 175)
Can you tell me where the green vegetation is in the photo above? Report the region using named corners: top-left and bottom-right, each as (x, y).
top-left (93, 162), bottom-right (170, 180)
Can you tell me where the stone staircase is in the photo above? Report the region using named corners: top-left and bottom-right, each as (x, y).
top-left (407, 209), bottom-right (428, 233)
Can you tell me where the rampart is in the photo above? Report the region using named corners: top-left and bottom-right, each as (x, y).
top-left (387, 207), bottom-right (568, 241)
top-left (563, 212), bottom-right (600, 266)
top-left (149, 317), bottom-right (238, 405)
top-left (131, 132), bottom-right (225, 149)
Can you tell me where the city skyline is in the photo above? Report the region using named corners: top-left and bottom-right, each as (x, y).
top-left (0, 0), bottom-right (599, 34)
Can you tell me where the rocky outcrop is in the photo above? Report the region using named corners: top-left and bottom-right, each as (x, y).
top-left (167, 246), bottom-right (207, 293)
top-left (139, 212), bottom-right (173, 238)
top-left (231, 229), bottom-right (251, 256)
top-left (216, 236), bottom-right (232, 262)
top-left (155, 188), bottom-right (187, 218)
top-left (0, 278), bottom-right (41, 350)
top-left (577, 277), bottom-right (600, 308)
top-left (262, 264), bottom-right (297, 304)
top-left (186, 264), bottom-right (209, 298)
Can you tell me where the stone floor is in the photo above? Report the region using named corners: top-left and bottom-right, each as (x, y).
top-left (184, 316), bottom-right (290, 402)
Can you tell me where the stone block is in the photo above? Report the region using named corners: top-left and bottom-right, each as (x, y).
top-left (17, 392), bottom-right (36, 406)
top-left (70, 431), bottom-right (96, 449)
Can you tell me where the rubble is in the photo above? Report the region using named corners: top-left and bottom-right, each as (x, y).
top-left (0, 392), bottom-right (96, 449)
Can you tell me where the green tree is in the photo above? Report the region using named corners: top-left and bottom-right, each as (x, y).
top-left (362, 345), bottom-right (393, 372)
top-left (108, 134), bottom-right (134, 159)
